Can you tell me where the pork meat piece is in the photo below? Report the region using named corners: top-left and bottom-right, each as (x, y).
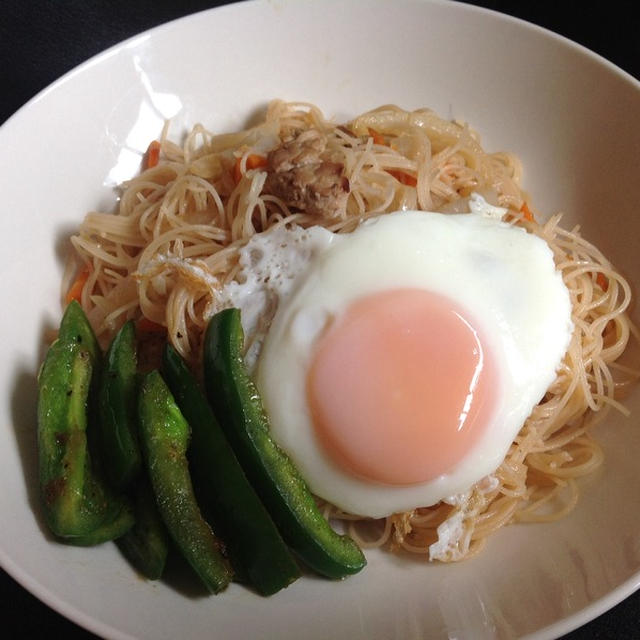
top-left (264, 129), bottom-right (350, 219)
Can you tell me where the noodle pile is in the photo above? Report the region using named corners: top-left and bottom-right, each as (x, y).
top-left (66, 100), bottom-right (638, 562)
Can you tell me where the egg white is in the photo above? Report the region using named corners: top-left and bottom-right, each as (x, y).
top-left (251, 209), bottom-right (573, 519)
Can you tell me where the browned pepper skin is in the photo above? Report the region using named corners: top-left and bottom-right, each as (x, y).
top-left (37, 301), bottom-right (134, 543)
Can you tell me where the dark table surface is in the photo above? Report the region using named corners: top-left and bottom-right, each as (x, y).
top-left (1, 1), bottom-right (639, 638)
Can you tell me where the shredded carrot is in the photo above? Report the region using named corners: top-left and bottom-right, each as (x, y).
top-left (368, 128), bottom-right (386, 146)
top-left (65, 267), bottom-right (90, 305)
top-left (387, 169), bottom-right (417, 187)
top-left (520, 201), bottom-right (534, 222)
top-left (596, 272), bottom-right (609, 292)
top-left (136, 317), bottom-right (166, 334)
top-left (145, 140), bottom-right (161, 169)
top-left (233, 154), bottom-right (267, 185)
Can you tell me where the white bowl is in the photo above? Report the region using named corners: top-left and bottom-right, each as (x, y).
top-left (1, 1), bottom-right (639, 638)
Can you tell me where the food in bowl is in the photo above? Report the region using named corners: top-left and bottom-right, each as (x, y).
top-left (38, 100), bottom-right (637, 594)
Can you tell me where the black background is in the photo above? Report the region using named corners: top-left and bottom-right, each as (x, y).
top-left (1, 1), bottom-right (638, 638)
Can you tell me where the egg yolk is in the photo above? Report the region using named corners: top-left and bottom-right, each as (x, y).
top-left (306, 288), bottom-right (499, 486)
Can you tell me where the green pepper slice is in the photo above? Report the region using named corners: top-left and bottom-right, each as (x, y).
top-left (138, 370), bottom-right (232, 593)
top-left (203, 308), bottom-right (366, 579)
top-left (37, 301), bottom-right (134, 542)
top-left (116, 477), bottom-right (169, 579)
top-left (96, 320), bottom-right (168, 578)
top-left (163, 344), bottom-right (300, 595)
top-left (98, 320), bottom-right (142, 490)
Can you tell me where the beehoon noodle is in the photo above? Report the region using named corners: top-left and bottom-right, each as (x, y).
top-left (65, 100), bottom-right (638, 562)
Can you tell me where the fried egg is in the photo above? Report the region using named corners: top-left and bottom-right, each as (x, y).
top-left (218, 197), bottom-right (573, 519)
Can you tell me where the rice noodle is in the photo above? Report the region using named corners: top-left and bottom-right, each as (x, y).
top-left (64, 100), bottom-right (638, 562)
